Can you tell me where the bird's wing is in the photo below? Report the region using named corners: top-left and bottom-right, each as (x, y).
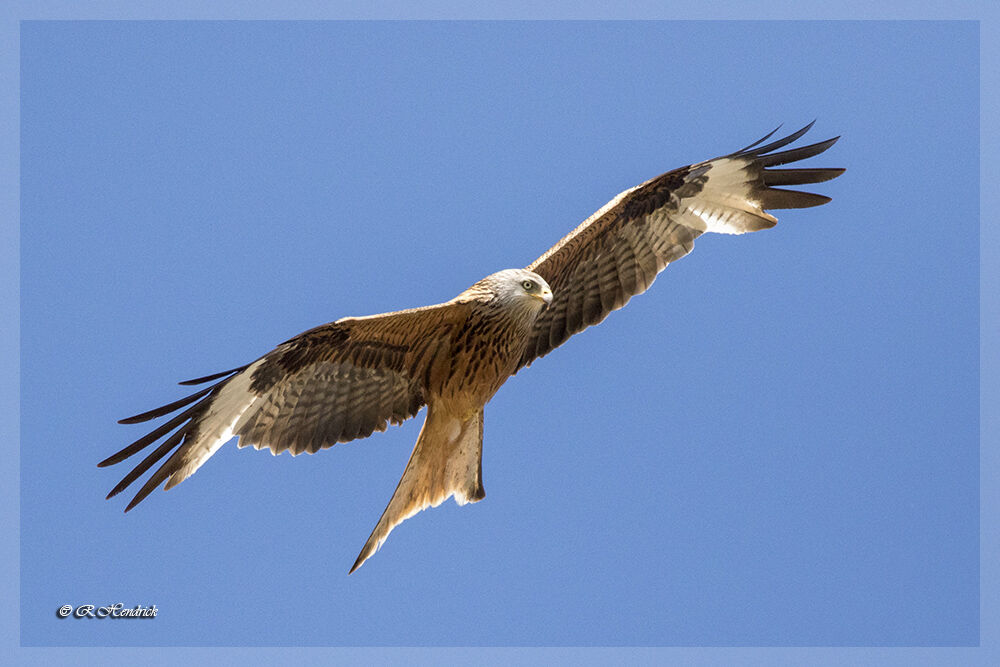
top-left (99, 301), bottom-right (468, 511)
top-left (518, 122), bottom-right (844, 370)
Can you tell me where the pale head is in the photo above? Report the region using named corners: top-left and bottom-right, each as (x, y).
top-left (466, 268), bottom-right (553, 312)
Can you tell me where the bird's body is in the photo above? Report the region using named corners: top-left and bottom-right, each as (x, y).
top-left (100, 123), bottom-right (844, 572)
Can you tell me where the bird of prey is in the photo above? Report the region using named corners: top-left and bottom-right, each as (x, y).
top-left (100, 123), bottom-right (843, 573)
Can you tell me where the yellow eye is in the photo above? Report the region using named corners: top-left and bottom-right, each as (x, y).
top-left (522, 280), bottom-right (534, 291)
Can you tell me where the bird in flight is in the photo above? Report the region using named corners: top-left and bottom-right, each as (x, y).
top-left (100, 123), bottom-right (843, 573)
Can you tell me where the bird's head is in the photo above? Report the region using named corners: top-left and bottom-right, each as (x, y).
top-left (481, 268), bottom-right (553, 312)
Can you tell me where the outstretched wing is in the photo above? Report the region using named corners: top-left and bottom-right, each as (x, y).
top-left (99, 302), bottom-right (467, 511)
top-left (518, 122), bottom-right (844, 369)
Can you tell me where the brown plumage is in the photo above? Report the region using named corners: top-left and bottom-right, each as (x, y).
top-left (100, 123), bottom-right (843, 572)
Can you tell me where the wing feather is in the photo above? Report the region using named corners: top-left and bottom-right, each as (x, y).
top-left (116, 384), bottom-right (218, 425)
top-left (177, 366), bottom-right (248, 386)
top-left (519, 123), bottom-right (843, 369)
top-left (240, 302), bottom-right (463, 456)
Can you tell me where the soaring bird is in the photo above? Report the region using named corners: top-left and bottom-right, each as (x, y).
top-left (100, 123), bottom-right (843, 573)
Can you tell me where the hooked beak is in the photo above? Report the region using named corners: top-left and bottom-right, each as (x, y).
top-left (535, 289), bottom-right (553, 310)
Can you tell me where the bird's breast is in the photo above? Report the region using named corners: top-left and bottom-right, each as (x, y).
top-left (434, 311), bottom-right (532, 406)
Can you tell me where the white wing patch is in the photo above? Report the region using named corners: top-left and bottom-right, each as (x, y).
top-left (677, 158), bottom-right (776, 235)
top-left (163, 359), bottom-right (264, 490)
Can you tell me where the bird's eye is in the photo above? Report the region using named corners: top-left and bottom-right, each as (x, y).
top-left (521, 280), bottom-right (534, 291)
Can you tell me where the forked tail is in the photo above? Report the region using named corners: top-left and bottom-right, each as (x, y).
top-left (350, 405), bottom-right (485, 573)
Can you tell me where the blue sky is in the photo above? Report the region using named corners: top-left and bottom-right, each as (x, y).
top-left (15, 17), bottom-right (985, 656)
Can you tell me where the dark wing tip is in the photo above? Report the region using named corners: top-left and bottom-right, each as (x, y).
top-left (178, 365), bottom-right (247, 385)
top-left (762, 167), bottom-right (845, 187)
top-left (124, 494), bottom-right (145, 512)
top-left (734, 124), bottom-right (843, 212)
top-left (732, 121), bottom-right (816, 159)
top-left (733, 124), bottom-right (782, 154)
top-left (758, 136), bottom-right (841, 168)
top-left (123, 464), bottom-right (174, 512)
top-left (118, 385), bottom-right (216, 424)
top-left (759, 189), bottom-right (833, 210)
top-left (118, 413), bottom-right (154, 425)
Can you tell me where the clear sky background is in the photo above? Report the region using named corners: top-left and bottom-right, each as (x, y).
top-left (17, 18), bottom-right (982, 653)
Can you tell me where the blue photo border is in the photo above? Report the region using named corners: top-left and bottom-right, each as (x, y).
top-left (4, 3), bottom-right (995, 665)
